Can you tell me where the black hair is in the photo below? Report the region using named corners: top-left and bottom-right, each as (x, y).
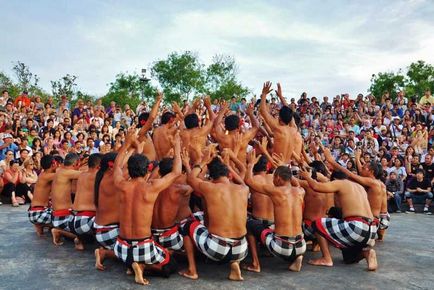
top-left (138, 112), bottom-right (150, 128)
top-left (279, 106), bottom-right (293, 125)
top-left (54, 155), bottom-right (64, 164)
top-left (159, 157), bottom-right (174, 176)
top-left (88, 153), bottom-right (103, 169)
top-left (225, 115), bottom-right (240, 131)
top-left (293, 112), bottom-right (301, 128)
top-left (274, 166), bottom-right (292, 181)
top-left (368, 161), bottom-right (383, 179)
top-left (64, 153), bottom-right (79, 166)
top-left (128, 154), bottom-right (149, 178)
top-left (415, 168), bottom-right (425, 175)
top-left (40, 155), bottom-right (54, 170)
top-left (94, 152), bottom-right (117, 207)
top-left (309, 160), bottom-right (327, 180)
top-left (331, 170), bottom-right (348, 180)
top-left (161, 112), bottom-right (175, 124)
top-left (184, 113), bottom-right (199, 129)
top-left (253, 155), bottom-right (268, 173)
top-left (207, 157), bottom-right (229, 180)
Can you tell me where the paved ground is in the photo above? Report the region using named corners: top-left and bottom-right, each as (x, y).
top-left (0, 206), bottom-right (433, 290)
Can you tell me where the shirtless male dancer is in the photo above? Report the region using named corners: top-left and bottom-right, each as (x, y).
top-left (212, 102), bottom-right (259, 164)
top-left (181, 154), bottom-right (249, 281)
top-left (242, 155), bottom-right (275, 272)
top-left (245, 151), bottom-right (306, 272)
top-left (51, 153), bottom-right (82, 248)
top-left (28, 155), bottom-right (59, 236)
top-left (299, 169), bottom-right (378, 270)
top-left (151, 157), bottom-right (193, 253)
top-left (70, 153), bottom-right (102, 250)
top-left (113, 129), bottom-right (182, 285)
top-left (153, 111), bottom-right (178, 160)
top-left (94, 152), bottom-right (119, 271)
top-left (259, 82), bottom-right (298, 164)
top-left (323, 148), bottom-right (388, 241)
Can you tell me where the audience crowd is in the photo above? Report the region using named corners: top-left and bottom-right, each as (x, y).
top-left (0, 88), bottom-right (433, 214)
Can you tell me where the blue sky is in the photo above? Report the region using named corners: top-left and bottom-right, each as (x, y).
top-left (1, 0), bottom-right (433, 99)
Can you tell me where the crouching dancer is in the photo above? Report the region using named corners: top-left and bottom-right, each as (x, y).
top-left (245, 151), bottom-right (306, 272)
top-left (70, 153), bottom-right (102, 250)
top-left (28, 155), bottom-right (59, 236)
top-left (94, 152), bottom-right (119, 270)
top-left (300, 169), bottom-right (378, 270)
top-left (51, 153), bottom-right (82, 248)
top-left (114, 129), bottom-right (182, 285)
top-left (181, 153), bottom-right (249, 281)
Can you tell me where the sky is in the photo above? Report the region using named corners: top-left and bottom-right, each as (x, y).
top-left (1, 0), bottom-right (434, 99)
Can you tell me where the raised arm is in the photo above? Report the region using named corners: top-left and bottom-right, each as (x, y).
top-left (222, 148), bottom-right (246, 181)
top-left (187, 146), bottom-right (215, 195)
top-left (138, 91), bottom-right (162, 137)
top-left (243, 103), bottom-right (259, 140)
top-left (113, 128), bottom-right (136, 185)
top-left (212, 101), bottom-right (229, 141)
top-left (203, 96), bottom-right (215, 122)
top-left (299, 169), bottom-right (340, 193)
top-left (245, 150), bottom-right (272, 194)
top-left (259, 82), bottom-right (279, 130)
top-left (275, 82), bottom-right (288, 107)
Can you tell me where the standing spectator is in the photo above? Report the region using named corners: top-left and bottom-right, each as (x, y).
top-left (405, 169), bottom-right (432, 214)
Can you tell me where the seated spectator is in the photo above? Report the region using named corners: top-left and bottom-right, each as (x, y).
top-left (1, 160), bottom-right (22, 206)
top-left (405, 169), bottom-right (432, 214)
top-left (385, 172), bottom-right (404, 213)
top-left (17, 158), bottom-right (37, 202)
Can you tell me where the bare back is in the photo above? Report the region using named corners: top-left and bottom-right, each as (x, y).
top-left (31, 172), bottom-right (56, 207)
top-left (51, 167), bottom-right (81, 210)
top-left (335, 180), bottom-right (373, 219)
top-left (273, 125), bottom-right (295, 164)
top-left (303, 187), bottom-right (334, 221)
top-left (95, 171), bottom-right (119, 225)
top-left (153, 126), bottom-right (174, 160)
top-left (202, 181), bottom-right (249, 238)
top-left (215, 131), bottom-right (253, 164)
top-left (250, 173), bottom-right (274, 221)
top-left (181, 128), bottom-right (208, 164)
top-left (72, 170), bottom-right (97, 211)
top-left (269, 186), bottom-right (304, 237)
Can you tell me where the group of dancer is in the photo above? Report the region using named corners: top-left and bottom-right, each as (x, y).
top-left (27, 82), bottom-right (389, 285)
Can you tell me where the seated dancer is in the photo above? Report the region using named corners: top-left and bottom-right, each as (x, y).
top-left (245, 151), bottom-right (306, 272)
top-left (28, 155), bottom-right (59, 236)
top-left (259, 82), bottom-right (299, 164)
top-left (212, 101), bottom-right (259, 164)
top-left (299, 169), bottom-right (378, 270)
top-left (113, 129), bottom-right (181, 285)
top-left (51, 153), bottom-right (82, 248)
top-left (151, 157), bottom-right (193, 252)
top-left (136, 92), bottom-right (162, 161)
top-left (94, 152), bottom-right (119, 271)
top-left (70, 153), bottom-right (102, 250)
top-left (323, 148), bottom-right (388, 241)
top-left (242, 155), bottom-right (275, 272)
top-left (181, 152), bottom-right (249, 281)
top-left (297, 161), bottom-right (334, 248)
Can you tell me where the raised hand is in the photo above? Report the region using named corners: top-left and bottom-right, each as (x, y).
top-left (125, 126), bottom-right (137, 148)
top-left (181, 147), bottom-right (190, 167)
top-left (275, 82), bottom-right (283, 98)
top-left (355, 148), bottom-right (362, 160)
top-left (261, 81), bottom-right (273, 98)
top-left (246, 103), bottom-right (254, 115)
top-left (156, 91), bottom-right (163, 102)
top-left (247, 149), bottom-right (260, 167)
top-left (204, 96), bottom-right (212, 108)
top-left (323, 148), bottom-right (334, 163)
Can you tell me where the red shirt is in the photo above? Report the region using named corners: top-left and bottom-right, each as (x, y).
top-left (14, 95), bottom-right (31, 107)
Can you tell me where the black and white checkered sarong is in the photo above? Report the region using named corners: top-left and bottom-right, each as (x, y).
top-left (378, 212), bottom-right (390, 230)
top-left (114, 236), bottom-right (169, 266)
top-left (248, 218), bottom-right (306, 262)
top-left (152, 225), bottom-right (183, 251)
top-left (302, 219), bottom-right (315, 240)
top-left (188, 221), bottom-right (248, 263)
top-left (52, 210), bottom-right (74, 232)
top-left (28, 206), bottom-right (52, 225)
top-left (71, 212), bottom-right (95, 235)
top-left (94, 223), bottom-right (119, 250)
top-left (312, 217), bottom-right (377, 249)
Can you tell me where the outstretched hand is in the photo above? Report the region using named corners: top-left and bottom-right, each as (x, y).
top-left (247, 150), bottom-right (261, 167)
top-left (275, 82), bottom-right (283, 98)
top-left (261, 81), bottom-right (273, 98)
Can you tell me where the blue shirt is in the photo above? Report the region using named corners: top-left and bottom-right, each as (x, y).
top-left (0, 141), bottom-right (19, 160)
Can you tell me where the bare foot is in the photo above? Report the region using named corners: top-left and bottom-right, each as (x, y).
top-left (228, 262), bottom-right (244, 281)
top-left (178, 269), bottom-right (199, 280)
top-left (34, 224), bottom-right (44, 237)
top-left (74, 238), bottom-right (84, 251)
top-left (132, 262), bottom-right (149, 285)
top-left (308, 257), bottom-right (333, 267)
top-left (241, 263), bottom-right (261, 273)
top-left (95, 248), bottom-right (105, 271)
top-left (366, 249), bottom-right (377, 271)
top-left (289, 255), bottom-right (303, 272)
top-left (51, 228), bottom-right (64, 246)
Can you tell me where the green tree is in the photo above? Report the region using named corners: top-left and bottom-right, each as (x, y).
top-left (101, 72), bottom-right (157, 110)
top-left (151, 51), bottom-right (205, 103)
top-left (405, 60), bottom-right (434, 97)
top-left (0, 72), bottom-right (20, 97)
top-left (369, 70), bottom-right (405, 101)
top-left (12, 61), bottom-right (41, 95)
top-left (51, 74), bottom-right (78, 101)
top-left (204, 54), bottom-right (250, 100)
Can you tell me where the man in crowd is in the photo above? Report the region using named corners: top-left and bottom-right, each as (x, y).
top-left (405, 169), bottom-right (432, 214)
